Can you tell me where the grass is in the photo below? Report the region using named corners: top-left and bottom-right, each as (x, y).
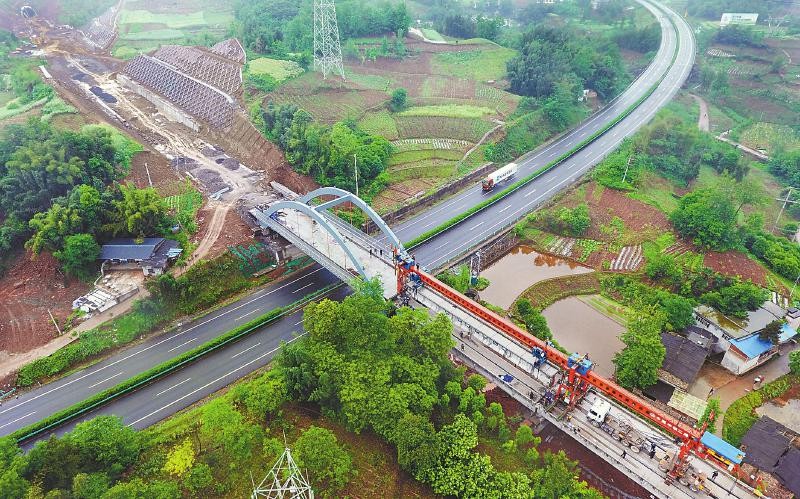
top-left (627, 171), bottom-right (680, 214)
top-left (578, 294), bottom-right (629, 325)
top-left (398, 104), bottom-right (494, 119)
top-left (358, 110), bottom-right (399, 139)
top-left (420, 28), bottom-right (445, 42)
top-left (40, 96), bottom-right (77, 122)
top-left (119, 10), bottom-right (209, 28)
top-left (248, 58), bottom-right (303, 82)
top-left (389, 149), bottom-right (463, 166)
top-left (118, 28), bottom-right (185, 41)
top-left (431, 47), bottom-right (517, 82)
top-left (0, 96), bottom-right (48, 121)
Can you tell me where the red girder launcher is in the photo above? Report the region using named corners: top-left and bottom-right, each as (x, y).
top-left (393, 251), bottom-right (718, 483)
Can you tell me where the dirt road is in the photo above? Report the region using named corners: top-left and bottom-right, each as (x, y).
top-left (690, 94), bottom-right (710, 132)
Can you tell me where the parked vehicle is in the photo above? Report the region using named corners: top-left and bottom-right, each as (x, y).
top-left (586, 398), bottom-right (647, 452)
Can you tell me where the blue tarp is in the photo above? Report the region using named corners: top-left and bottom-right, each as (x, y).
top-left (702, 431), bottom-right (744, 465)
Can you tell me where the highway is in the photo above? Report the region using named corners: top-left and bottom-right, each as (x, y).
top-left (0, 266), bottom-right (341, 437)
top-left (1, 0), bottom-right (694, 442)
top-left (398, 0), bottom-right (695, 268)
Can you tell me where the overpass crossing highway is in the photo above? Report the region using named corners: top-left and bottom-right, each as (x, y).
top-left (1, 0), bottom-right (699, 481)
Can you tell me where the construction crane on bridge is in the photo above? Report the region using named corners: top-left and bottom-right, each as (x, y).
top-left (392, 249), bottom-right (742, 487)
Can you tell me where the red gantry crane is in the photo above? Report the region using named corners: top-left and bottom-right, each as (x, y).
top-left (393, 250), bottom-right (739, 485)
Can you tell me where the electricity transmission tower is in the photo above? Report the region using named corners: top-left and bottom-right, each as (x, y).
top-left (251, 446), bottom-right (314, 499)
top-left (313, 0), bottom-right (345, 80)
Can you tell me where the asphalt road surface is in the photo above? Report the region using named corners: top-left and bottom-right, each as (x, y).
top-left (2, 0), bottom-right (694, 442)
top-left (0, 266), bottom-right (340, 438)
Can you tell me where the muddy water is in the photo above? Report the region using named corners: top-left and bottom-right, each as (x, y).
top-left (541, 296), bottom-right (625, 378)
top-left (757, 399), bottom-right (800, 433)
top-left (480, 245), bottom-right (593, 309)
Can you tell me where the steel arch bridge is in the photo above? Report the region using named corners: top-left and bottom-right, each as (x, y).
top-left (253, 187), bottom-right (408, 288)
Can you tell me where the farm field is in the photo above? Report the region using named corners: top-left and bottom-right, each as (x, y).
top-left (263, 38), bottom-right (518, 212)
top-left (111, 0), bottom-right (234, 59)
top-left (247, 57), bottom-right (304, 82)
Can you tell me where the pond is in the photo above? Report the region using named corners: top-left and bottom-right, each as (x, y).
top-left (479, 245), bottom-right (593, 310)
top-left (541, 296), bottom-right (625, 378)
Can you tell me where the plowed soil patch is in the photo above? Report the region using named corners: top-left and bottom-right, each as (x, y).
top-left (704, 251), bottom-right (773, 290)
top-left (0, 252), bottom-right (89, 354)
top-left (582, 184), bottom-right (672, 241)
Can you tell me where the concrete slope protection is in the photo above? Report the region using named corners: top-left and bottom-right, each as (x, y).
top-left (394, 0), bottom-right (695, 269)
top-left (2, 0), bottom-right (694, 442)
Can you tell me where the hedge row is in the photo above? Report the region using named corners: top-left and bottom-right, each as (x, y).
top-left (721, 375), bottom-right (797, 446)
top-left (11, 284), bottom-right (339, 443)
top-left (404, 15), bottom-right (682, 251)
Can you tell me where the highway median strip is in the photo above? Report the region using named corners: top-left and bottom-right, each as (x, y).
top-left (404, 7), bottom-right (681, 252)
top-left (10, 283), bottom-right (341, 443)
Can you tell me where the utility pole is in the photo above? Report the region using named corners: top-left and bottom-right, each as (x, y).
top-left (353, 153), bottom-right (359, 198)
top-left (774, 187), bottom-right (796, 231)
top-left (621, 155), bottom-right (633, 184)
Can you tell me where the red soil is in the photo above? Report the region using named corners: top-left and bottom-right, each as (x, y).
top-left (0, 252), bottom-right (89, 354)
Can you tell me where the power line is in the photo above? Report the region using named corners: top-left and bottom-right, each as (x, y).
top-left (313, 0), bottom-right (345, 80)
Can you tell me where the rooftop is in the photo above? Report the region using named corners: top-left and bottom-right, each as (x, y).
top-left (100, 238), bottom-right (164, 261)
top-left (661, 332), bottom-right (708, 384)
top-left (701, 431), bottom-right (744, 465)
top-left (774, 448), bottom-right (800, 496)
top-left (729, 324), bottom-right (797, 359)
top-left (696, 301), bottom-right (786, 339)
top-left (741, 416), bottom-right (793, 470)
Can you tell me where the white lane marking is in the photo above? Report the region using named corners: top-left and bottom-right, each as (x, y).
top-left (498, 205), bottom-right (511, 213)
top-left (128, 334), bottom-right (307, 426)
top-left (167, 338), bottom-right (197, 353)
top-left (231, 343), bottom-right (261, 360)
top-left (524, 189), bottom-right (538, 198)
top-left (293, 320), bottom-right (303, 326)
top-left (292, 282), bottom-right (314, 294)
top-left (88, 372), bottom-right (125, 389)
top-left (155, 377), bottom-right (192, 397)
top-left (236, 309), bottom-right (258, 321)
top-left (0, 411), bottom-right (36, 430)
top-left (0, 267), bottom-right (326, 416)
top-left (469, 221), bottom-right (485, 231)
top-left (435, 241), bottom-right (449, 251)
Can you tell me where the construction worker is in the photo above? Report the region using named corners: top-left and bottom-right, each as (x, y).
top-left (621, 449), bottom-right (627, 459)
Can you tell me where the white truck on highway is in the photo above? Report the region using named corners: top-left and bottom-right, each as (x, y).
top-left (587, 398), bottom-right (647, 452)
top-left (482, 162), bottom-right (518, 192)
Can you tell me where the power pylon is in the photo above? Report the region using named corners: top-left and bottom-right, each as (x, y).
top-left (313, 0), bottom-right (345, 80)
top-left (250, 446), bottom-right (314, 499)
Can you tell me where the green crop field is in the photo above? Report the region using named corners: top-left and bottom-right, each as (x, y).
top-left (119, 10), bottom-right (208, 28)
top-left (431, 46), bottom-right (516, 82)
top-left (398, 104), bottom-right (494, 119)
top-left (421, 28), bottom-right (445, 42)
top-left (248, 58), bottom-right (304, 82)
top-left (358, 110), bottom-right (399, 140)
top-left (389, 148), bottom-right (463, 166)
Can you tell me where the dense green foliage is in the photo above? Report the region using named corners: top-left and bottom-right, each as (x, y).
top-left (516, 299), bottom-right (552, 341)
top-left (439, 14), bottom-right (504, 41)
top-left (790, 351), bottom-right (800, 375)
top-left (390, 88), bottom-right (407, 112)
top-left (670, 188), bottom-right (738, 249)
top-left (294, 426), bottom-right (354, 494)
top-left (602, 274), bottom-right (696, 331)
top-left (233, 0), bottom-right (411, 57)
top-left (714, 25), bottom-right (764, 47)
top-left (55, 0), bottom-right (118, 28)
top-left (0, 120), bottom-right (165, 276)
top-left (701, 282), bottom-right (768, 319)
top-left (279, 283), bottom-right (601, 497)
top-left (768, 150), bottom-right (800, 186)
top-left (259, 103), bottom-right (392, 197)
top-left (612, 23), bottom-right (661, 53)
top-left (613, 308), bottom-right (666, 390)
top-left (507, 25), bottom-right (625, 101)
top-left (529, 204), bottom-right (591, 237)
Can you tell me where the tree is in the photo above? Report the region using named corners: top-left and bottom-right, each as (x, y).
top-left (54, 233), bottom-right (100, 278)
top-left (108, 184), bottom-right (167, 238)
top-left (661, 295), bottom-right (695, 331)
top-left (699, 398), bottom-right (721, 433)
top-left (200, 399), bottom-right (260, 461)
top-left (701, 282), bottom-right (767, 318)
top-left (531, 450), bottom-right (602, 498)
top-left (390, 88), bottom-right (407, 112)
top-left (0, 437), bottom-right (28, 499)
top-left (670, 188), bottom-right (738, 249)
top-left (294, 426), bottom-right (354, 494)
top-left (71, 472), bottom-right (109, 499)
top-left (183, 463), bottom-right (213, 495)
top-left (613, 309), bottom-right (666, 389)
top-left (759, 320), bottom-right (783, 345)
top-left (69, 416), bottom-right (141, 479)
